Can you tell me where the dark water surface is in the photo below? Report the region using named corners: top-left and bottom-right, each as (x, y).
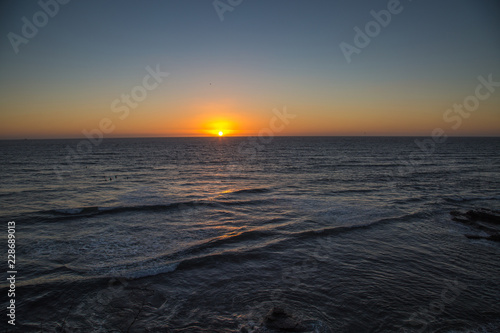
top-left (1, 137), bottom-right (499, 332)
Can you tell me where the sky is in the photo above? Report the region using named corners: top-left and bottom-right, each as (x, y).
top-left (0, 0), bottom-right (499, 139)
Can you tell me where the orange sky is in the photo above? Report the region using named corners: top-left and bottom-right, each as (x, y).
top-left (0, 1), bottom-right (499, 139)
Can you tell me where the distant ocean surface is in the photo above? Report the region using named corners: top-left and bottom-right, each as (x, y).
top-left (1, 137), bottom-right (499, 332)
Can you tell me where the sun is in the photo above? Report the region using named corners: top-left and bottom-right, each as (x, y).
top-left (218, 131), bottom-right (224, 136)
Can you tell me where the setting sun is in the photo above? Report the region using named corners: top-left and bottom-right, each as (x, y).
top-left (196, 116), bottom-right (242, 137)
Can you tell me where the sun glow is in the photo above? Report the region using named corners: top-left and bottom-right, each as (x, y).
top-left (200, 119), bottom-right (238, 137)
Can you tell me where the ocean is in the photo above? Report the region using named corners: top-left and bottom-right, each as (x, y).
top-left (1, 137), bottom-right (499, 332)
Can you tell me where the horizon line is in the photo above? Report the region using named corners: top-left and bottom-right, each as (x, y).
top-left (1, 134), bottom-right (500, 141)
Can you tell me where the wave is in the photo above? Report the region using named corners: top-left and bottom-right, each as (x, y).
top-left (221, 199), bottom-right (273, 206)
top-left (131, 217), bottom-right (400, 279)
top-left (16, 212), bottom-right (415, 285)
top-left (46, 201), bottom-right (209, 218)
top-left (22, 198), bottom-right (274, 222)
top-left (126, 262), bottom-right (179, 279)
top-left (90, 229), bottom-right (280, 280)
top-left (444, 195), bottom-right (500, 203)
top-left (174, 249), bottom-right (268, 273)
top-left (392, 196), bottom-right (426, 204)
top-left (330, 188), bottom-right (376, 194)
top-left (170, 229), bottom-right (277, 257)
top-left (287, 215), bottom-right (401, 239)
top-left (231, 187), bottom-right (271, 195)
top-left (126, 215), bottom-right (413, 280)
top-left (70, 232), bottom-right (277, 282)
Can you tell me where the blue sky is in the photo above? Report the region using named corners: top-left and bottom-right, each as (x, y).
top-left (1, 0), bottom-right (499, 138)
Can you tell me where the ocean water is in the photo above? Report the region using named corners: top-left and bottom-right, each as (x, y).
top-left (0, 137), bottom-right (499, 332)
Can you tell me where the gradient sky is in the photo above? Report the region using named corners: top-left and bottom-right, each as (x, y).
top-left (0, 0), bottom-right (499, 138)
